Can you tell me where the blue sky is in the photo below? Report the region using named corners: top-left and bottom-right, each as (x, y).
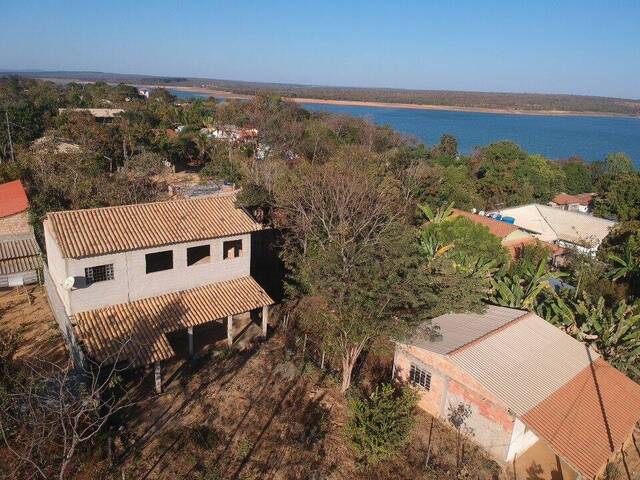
top-left (1, 0), bottom-right (639, 98)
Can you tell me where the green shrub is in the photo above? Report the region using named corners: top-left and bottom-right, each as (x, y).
top-left (345, 383), bottom-right (418, 465)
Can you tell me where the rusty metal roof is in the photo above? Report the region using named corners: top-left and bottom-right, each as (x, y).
top-left (522, 358), bottom-right (640, 479)
top-left (406, 305), bottom-right (527, 355)
top-left (0, 237), bottom-right (41, 275)
top-left (47, 193), bottom-right (263, 258)
top-left (74, 276), bottom-right (273, 367)
top-left (450, 314), bottom-right (598, 416)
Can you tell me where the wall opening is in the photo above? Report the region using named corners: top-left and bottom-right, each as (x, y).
top-left (146, 250), bottom-right (174, 273)
top-left (223, 239), bottom-right (243, 259)
top-left (187, 244), bottom-right (211, 266)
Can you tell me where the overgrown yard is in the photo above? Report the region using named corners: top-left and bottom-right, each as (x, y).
top-left (0, 285), bottom-right (67, 366)
top-left (89, 335), bottom-right (502, 480)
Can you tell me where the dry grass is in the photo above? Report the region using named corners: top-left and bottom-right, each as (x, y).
top-left (0, 285), bottom-right (67, 366)
top-left (89, 335), bottom-right (502, 480)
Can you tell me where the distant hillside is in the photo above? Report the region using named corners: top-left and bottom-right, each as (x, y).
top-left (5, 70), bottom-right (640, 116)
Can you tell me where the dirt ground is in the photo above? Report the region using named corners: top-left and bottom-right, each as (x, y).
top-left (2, 292), bottom-right (638, 480)
top-left (80, 335), bottom-right (501, 480)
top-left (0, 285), bottom-right (67, 365)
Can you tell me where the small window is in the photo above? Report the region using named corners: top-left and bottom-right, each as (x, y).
top-left (145, 250), bottom-right (173, 273)
top-left (85, 264), bottom-right (114, 284)
top-left (409, 364), bottom-right (431, 390)
top-left (187, 244), bottom-right (211, 266)
top-left (223, 239), bottom-right (243, 259)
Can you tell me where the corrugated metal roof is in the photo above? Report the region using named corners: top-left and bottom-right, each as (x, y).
top-left (47, 193), bottom-right (263, 259)
top-left (522, 358), bottom-right (640, 479)
top-left (500, 204), bottom-right (615, 247)
top-left (75, 276), bottom-right (273, 367)
top-left (450, 314), bottom-right (599, 416)
top-left (406, 305), bottom-right (527, 355)
top-left (0, 237), bottom-right (41, 275)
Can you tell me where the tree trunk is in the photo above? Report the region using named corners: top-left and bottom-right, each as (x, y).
top-left (340, 343), bottom-right (365, 393)
top-left (341, 356), bottom-right (355, 393)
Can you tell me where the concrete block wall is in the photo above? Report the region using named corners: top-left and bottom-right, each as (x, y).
top-left (44, 218), bottom-right (252, 315)
top-left (394, 343), bottom-right (516, 461)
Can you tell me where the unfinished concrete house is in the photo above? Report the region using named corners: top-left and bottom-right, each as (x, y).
top-left (44, 193), bottom-right (273, 391)
top-left (394, 305), bottom-right (640, 480)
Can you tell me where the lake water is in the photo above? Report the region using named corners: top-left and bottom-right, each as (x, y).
top-left (168, 89), bottom-right (640, 165)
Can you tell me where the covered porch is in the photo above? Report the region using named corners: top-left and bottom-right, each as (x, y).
top-left (73, 276), bottom-right (274, 393)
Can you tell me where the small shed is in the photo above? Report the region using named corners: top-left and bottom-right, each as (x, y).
top-left (0, 237), bottom-right (42, 288)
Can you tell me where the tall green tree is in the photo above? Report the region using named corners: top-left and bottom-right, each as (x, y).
top-left (560, 158), bottom-right (593, 194)
top-left (594, 172), bottom-right (640, 221)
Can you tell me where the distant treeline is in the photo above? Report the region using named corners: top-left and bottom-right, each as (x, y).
top-left (6, 71), bottom-right (640, 116)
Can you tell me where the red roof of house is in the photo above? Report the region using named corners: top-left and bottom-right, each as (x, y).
top-left (552, 193), bottom-right (594, 206)
top-left (0, 180), bottom-right (29, 218)
top-left (451, 209), bottom-right (519, 239)
top-left (521, 358), bottom-right (640, 479)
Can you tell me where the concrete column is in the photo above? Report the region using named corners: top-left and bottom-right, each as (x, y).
top-left (188, 326), bottom-right (194, 356)
top-left (261, 305), bottom-right (269, 338)
top-left (154, 362), bottom-right (162, 394)
top-left (227, 315), bottom-right (233, 346)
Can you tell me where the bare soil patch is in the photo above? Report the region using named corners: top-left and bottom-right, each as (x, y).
top-left (0, 285), bottom-right (67, 366)
top-left (91, 335), bottom-right (502, 480)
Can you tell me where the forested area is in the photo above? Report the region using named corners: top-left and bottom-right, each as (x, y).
top-left (18, 71), bottom-right (640, 115)
top-left (1, 77), bottom-right (639, 478)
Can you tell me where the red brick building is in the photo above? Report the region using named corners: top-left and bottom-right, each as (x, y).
top-left (394, 305), bottom-right (640, 479)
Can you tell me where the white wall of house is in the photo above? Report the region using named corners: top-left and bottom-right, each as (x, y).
top-left (506, 418), bottom-right (539, 462)
top-left (45, 219), bottom-right (251, 315)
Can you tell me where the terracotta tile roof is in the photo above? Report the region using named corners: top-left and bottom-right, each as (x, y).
top-left (522, 358), bottom-right (640, 479)
top-left (0, 180), bottom-right (29, 218)
top-left (47, 193), bottom-right (262, 258)
top-left (503, 238), bottom-right (563, 259)
top-left (552, 192), bottom-right (594, 206)
top-left (451, 209), bottom-right (519, 239)
top-left (74, 276), bottom-right (274, 367)
top-left (0, 238), bottom-right (41, 275)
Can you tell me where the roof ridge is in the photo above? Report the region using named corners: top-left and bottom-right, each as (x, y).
top-left (447, 309), bottom-right (534, 355)
top-left (533, 204), bottom-right (561, 238)
top-left (47, 192), bottom-right (238, 218)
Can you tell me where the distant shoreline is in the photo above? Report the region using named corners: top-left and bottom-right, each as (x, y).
top-left (145, 84), bottom-right (640, 118)
top-left (41, 78), bottom-right (640, 118)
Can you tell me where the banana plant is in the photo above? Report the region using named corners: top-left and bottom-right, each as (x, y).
top-left (538, 290), bottom-right (640, 380)
top-left (453, 256), bottom-right (498, 279)
top-left (419, 231), bottom-right (454, 261)
top-left (608, 246), bottom-right (639, 281)
top-left (490, 259), bottom-right (562, 310)
top-left (417, 202), bottom-right (455, 224)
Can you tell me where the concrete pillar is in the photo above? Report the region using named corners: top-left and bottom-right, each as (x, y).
top-left (188, 326), bottom-right (194, 356)
top-left (261, 305), bottom-right (269, 338)
top-left (154, 362), bottom-right (162, 394)
top-left (227, 315), bottom-right (233, 346)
